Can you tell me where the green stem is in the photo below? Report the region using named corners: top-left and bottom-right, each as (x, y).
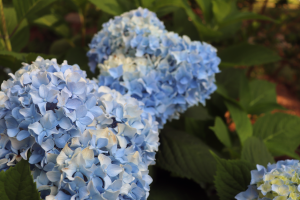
top-left (0, 0), bottom-right (12, 51)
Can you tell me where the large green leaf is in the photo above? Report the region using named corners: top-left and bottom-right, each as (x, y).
top-left (12, 0), bottom-right (57, 23)
top-left (249, 80), bottom-right (276, 106)
top-left (0, 50), bottom-right (27, 70)
top-left (210, 117), bottom-right (232, 148)
top-left (219, 43), bottom-right (281, 67)
top-left (157, 128), bottom-right (217, 184)
top-left (213, 154), bottom-right (255, 200)
top-left (253, 113), bottom-right (300, 158)
top-left (224, 100), bottom-right (252, 144)
top-left (241, 136), bottom-right (274, 167)
top-left (0, 159), bottom-right (41, 200)
top-left (238, 73), bottom-right (251, 111)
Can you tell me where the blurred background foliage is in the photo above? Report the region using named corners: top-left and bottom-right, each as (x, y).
top-left (1, 0), bottom-right (300, 199)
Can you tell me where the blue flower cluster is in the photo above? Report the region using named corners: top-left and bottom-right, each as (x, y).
top-left (87, 7), bottom-right (166, 73)
top-left (87, 8), bottom-right (221, 128)
top-left (0, 57), bottom-right (159, 200)
top-left (236, 160), bottom-right (300, 200)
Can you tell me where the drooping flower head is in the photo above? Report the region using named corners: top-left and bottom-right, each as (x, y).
top-left (0, 57), bottom-right (159, 199)
top-left (87, 8), bottom-right (221, 128)
top-left (236, 160), bottom-right (300, 200)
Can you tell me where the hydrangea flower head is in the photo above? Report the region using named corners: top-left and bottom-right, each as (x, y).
top-left (0, 57), bottom-right (159, 199)
top-left (235, 159), bottom-right (300, 200)
top-left (89, 32), bottom-right (220, 128)
top-left (87, 7), bottom-right (166, 73)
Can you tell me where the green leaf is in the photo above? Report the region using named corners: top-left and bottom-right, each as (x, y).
top-left (212, 0), bottom-right (237, 23)
top-left (241, 136), bottom-right (274, 167)
top-left (213, 154), bottom-right (255, 200)
top-left (249, 80), bottom-right (276, 106)
top-left (184, 104), bottom-right (212, 120)
top-left (253, 113), bottom-right (300, 158)
top-left (216, 68), bottom-right (246, 99)
top-left (12, 0), bottom-right (57, 23)
top-left (210, 117), bottom-right (232, 148)
top-left (49, 39), bottom-right (72, 55)
top-left (224, 100), bottom-right (253, 144)
top-left (247, 103), bottom-right (286, 115)
top-left (195, 0), bottom-right (213, 22)
top-left (239, 75), bottom-right (251, 111)
top-left (1, 7), bottom-right (29, 51)
top-left (222, 12), bottom-right (278, 26)
top-left (0, 50), bottom-right (26, 70)
top-left (89, 0), bottom-right (124, 16)
top-left (148, 0), bottom-right (221, 40)
top-left (157, 128), bottom-right (217, 183)
top-left (34, 14), bottom-right (70, 37)
top-left (218, 43), bottom-right (281, 67)
top-left (0, 159), bottom-right (41, 200)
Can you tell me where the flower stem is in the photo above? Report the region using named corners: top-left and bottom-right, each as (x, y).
top-left (0, 0), bottom-right (12, 51)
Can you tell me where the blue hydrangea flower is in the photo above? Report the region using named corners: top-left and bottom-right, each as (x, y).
top-left (87, 8), bottom-right (220, 128)
top-left (0, 57), bottom-right (159, 199)
top-left (87, 7), bottom-right (166, 73)
top-left (236, 159), bottom-right (300, 200)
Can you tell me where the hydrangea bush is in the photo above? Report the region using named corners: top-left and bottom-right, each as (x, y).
top-left (87, 8), bottom-right (221, 128)
top-left (0, 57), bottom-right (159, 199)
top-left (236, 160), bottom-right (300, 200)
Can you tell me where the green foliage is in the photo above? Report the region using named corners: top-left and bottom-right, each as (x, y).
top-left (224, 100), bottom-right (253, 145)
top-left (157, 128), bottom-right (217, 184)
top-left (0, 159), bottom-right (41, 200)
top-left (212, 153), bottom-right (255, 200)
top-left (241, 136), bottom-right (274, 167)
top-left (218, 43), bottom-right (281, 67)
top-left (253, 113), bottom-right (300, 158)
top-left (210, 117), bottom-right (232, 148)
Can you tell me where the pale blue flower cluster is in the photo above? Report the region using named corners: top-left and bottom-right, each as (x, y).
top-left (236, 160), bottom-right (300, 200)
top-left (87, 7), bottom-right (166, 73)
top-left (0, 57), bottom-right (159, 200)
top-left (87, 8), bottom-right (220, 128)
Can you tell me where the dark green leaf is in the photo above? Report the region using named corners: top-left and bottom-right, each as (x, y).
top-left (222, 12), bottom-right (278, 26)
top-left (210, 116), bottom-right (232, 148)
top-left (212, 153), bottom-right (255, 200)
top-left (0, 50), bottom-right (26, 70)
top-left (157, 128), bottom-right (217, 184)
top-left (239, 74), bottom-right (251, 111)
top-left (253, 113), bottom-right (300, 158)
top-left (241, 136), bottom-right (274, 167)
top-left (218, 43), bottom-right (281, 67)
top-left (34, 14), bottom-right (70, 37)
top-left (0, 159), bottom-right (41, 200)
top-left (249, 80), bottom-right (276, 106)
top-left (216, 68), bottom-right (246, 99)
top-left (224, 100), bottom-right (252, 144)
top-left (184, 104), bottom-right (212, 120)
top-left (49, 39), bottom-right (72, 55)
top-left (12, 0), bottom-right (57, 23)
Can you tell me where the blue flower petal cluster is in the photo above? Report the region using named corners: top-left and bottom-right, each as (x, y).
top-left (236, 160), bottom-right (300, 200)
top-left (87, 9), bottom-right (221, 128)
top-left (0, 57), bottom-right (159, 200)
top-left (87, 7), bottom-right (166, 73)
